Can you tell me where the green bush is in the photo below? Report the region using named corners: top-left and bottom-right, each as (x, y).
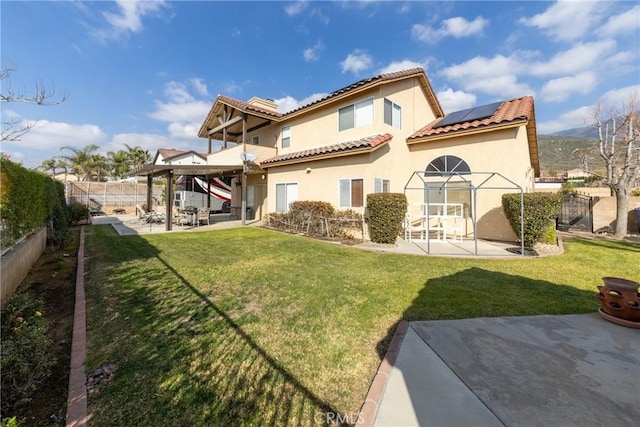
top-left (502, 192), bottom-right (562, 249)
top-left (68, 202), bottom-right (90, 226)
top-left (366, 193), bottom-right (408, 244)
top-left (0, 158), bottom-right (68, 250)
top-left (0, 292), bottom-right (55, 415)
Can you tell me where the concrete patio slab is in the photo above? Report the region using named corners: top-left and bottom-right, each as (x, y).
top-left (374, 314), bottom-right (639, 427)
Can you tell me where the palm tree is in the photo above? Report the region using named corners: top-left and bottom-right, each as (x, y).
top-left (107, 149), bottom-right (130, 180)
top-left (37, 158), bottom-right (58, 176)
top-left (124, 144), bottom-right (151, 170)
top-left (60, 144), bottom-right (101, 181)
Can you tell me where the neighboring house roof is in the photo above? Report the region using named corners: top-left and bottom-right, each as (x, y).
top-left (407, 96), bottom-right (540, 176)
top-left (261, 134), bottom-right (392, 168)
top-left (198, 68), bottom-right (443, 138)
top-left (154, 148), bottom-right (207, 165)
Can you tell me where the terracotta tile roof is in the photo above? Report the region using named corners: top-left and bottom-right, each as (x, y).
top-left (408, 96), bottom-right (534, 140)
top-left (282, 68), bottom-right (427, 116)
top-left (217, 95), bottom-right (282, 118)
top-left (261, 133), bottom-right (392, 167)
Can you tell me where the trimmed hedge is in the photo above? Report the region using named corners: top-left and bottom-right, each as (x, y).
top-left (0, 158), bottom-right (68, 250)
top-left (366, 193), bottom-right (408, 244)
top-left (502, 192), bottom-right (562, 248)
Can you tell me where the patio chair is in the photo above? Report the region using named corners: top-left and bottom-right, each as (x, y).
top-left (173, 207), bottom-right (189, 226)
top-left (136, 204), bottom-right (165, 224)
top-left (196, 207), bottom-right (210, 226)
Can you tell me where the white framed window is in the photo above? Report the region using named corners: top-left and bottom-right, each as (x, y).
top-left (281, 126), bottom-right (291, 148)
top-left (339, 178), bottom-right (364, 208)
top-left (275, 182), bottom-right (297, 212)
top-left (384, 98), bottom-right (401, 129)
top-left (374, 178), bottom-right (390, 193)
top-left (338, 98), bottom-right (374, 131)
top-left (251, 135), bottom-right (260, 145)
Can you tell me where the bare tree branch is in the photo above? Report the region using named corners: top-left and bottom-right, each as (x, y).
top-left (0, 66), bottom-right (67, 142)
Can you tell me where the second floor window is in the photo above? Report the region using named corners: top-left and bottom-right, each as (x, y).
top-left (252, 135), bottom-right (260, 145)
top-left (338, 98), bottom-right (373, 131)
top-left (281, 126), bottom-right (290, 148)
top-left (384, 99), bottom-right (401, 129)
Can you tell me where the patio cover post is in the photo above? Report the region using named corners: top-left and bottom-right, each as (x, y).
top-left (165, 170), bottom-right (173, 231)
top-left (241, 113), bottom-right (247, 226)
top-left (146, 174), bottom-right (153, 211)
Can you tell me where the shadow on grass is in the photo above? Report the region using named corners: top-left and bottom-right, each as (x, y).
top-left (376, 267), bottom-right (597, 359)
top-left (85, 226), bottom-right (345, 426)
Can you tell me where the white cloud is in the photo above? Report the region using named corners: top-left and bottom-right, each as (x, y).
top-left (107, 132), bottom-right (191, 155)
top-left (412, 16), bottom-right (489, 44)
top-left (540, 72), bottom-right (598, 103)
top-left (340, 49), bottom-right (373, 74)
top-left (17, 119), bottom-right (107, 149)
top-left (149, 80), bottom-right (212, 123)
top-left (273, 93), bottom-right (328, 113)
top-left (537, 105), bottom-right (594, 134)
top-left (519, 0), bottom-right (604, 41)
top-left (378, 60), bottom-right (427, 74)
top-left (601, 85), bottom-right (640, 107)
top-left (436, 88), bottom-right (477, 113)
top-left (167, 122), bottom-right (201, 139)
top-left (597, 5), bottom-right (640, 38)
top-left (303, 41), bottom-right (324, 62)
top-left (440, 54), bottom-right (534, 98)
top-left (190, 78), bottom-right (209, 97)
top-left (529, 40), bottom-right (617, 76)
top-left (285, 1), bottom-right (308, 17)
top-left (94, 0), bottom-right (168, 42)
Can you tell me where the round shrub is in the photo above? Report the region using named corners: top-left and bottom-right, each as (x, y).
top-left (366, 193), bottom-right (408, 244)
top-left (502, 192), bottom-right (562, 248)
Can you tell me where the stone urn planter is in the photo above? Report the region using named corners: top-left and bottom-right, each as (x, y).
top-left (595, 277), bottom-right (640, 328)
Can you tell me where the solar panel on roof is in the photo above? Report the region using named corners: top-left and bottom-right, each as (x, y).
top-left (438, 108), bottom-right (473, 127)
top-left (463, 101), bottom-right (503, 122)
top-left (436, 101), bottom-right (503, 128)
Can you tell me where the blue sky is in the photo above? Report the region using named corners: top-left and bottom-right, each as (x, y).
top-left (2, 0), bottom-right (639, 169)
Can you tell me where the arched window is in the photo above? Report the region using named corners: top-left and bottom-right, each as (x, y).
top-left (424, 155), bottom-right (472, 218)
top-left (424, 155), bottom-right (470, 176)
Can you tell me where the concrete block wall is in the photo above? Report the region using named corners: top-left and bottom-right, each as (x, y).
top-left (593, 196), bottom-right (640, 234)
top-left (1, 227), bottom-right (47, 303)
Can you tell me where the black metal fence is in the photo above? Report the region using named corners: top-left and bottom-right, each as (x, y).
top-left (557, 193), bottom-right (593, 232)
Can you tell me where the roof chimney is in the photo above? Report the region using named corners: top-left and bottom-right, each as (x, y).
top-left (247, 97), bottom-right (278, 112)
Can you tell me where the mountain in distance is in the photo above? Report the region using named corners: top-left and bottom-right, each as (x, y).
top-left (537, 126), bottom-right (602, 175)
top-left (550, 125), bottom-right (597, 138)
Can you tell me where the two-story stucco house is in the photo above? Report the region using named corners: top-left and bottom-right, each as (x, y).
top-left (141, 68), bottom-right (539, 241)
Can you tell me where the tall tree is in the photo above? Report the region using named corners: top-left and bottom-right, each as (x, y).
top-left (1, 66), bottom-right (67, 141)
top-left (594, 93), bottom-right (640, 236)
top-left (59, 145), bottom-right (102, 181)
top-left (124, 144), bottom-right (151, 170)
top-left (107, 149), bottom-right (131, 180)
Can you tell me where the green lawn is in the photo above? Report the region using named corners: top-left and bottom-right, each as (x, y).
top-left (84, 226), bottom-right (639, 426)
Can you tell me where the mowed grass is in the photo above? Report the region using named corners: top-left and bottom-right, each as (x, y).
top-left (84, 225), bottom-right (639, 426)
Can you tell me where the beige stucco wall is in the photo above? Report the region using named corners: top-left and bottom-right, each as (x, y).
top-left (265, 124), bottom-right (535, 241)
top-left (238, 76), bottom-right (536, 242)
top-left (593, 196), bottom-right (640, 233)
top-left (247, 75), bottom-right (436, 155)
top-left (1, 227), bottom-right (47, 304)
